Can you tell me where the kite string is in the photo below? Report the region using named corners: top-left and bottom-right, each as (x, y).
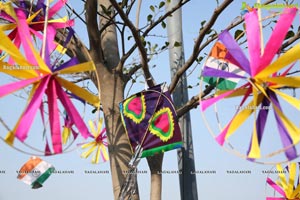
top-left (139, 84), bottom-right (167, 149)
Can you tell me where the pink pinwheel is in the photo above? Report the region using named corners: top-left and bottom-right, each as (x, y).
top-left (200, 8), bottom-right (300, 162)
top-left (0, 30), bottom-right (99, 154)
top-left (0, 0), bottom-right (74, 66)
top-left (0, 1), bottom-right (100, 155)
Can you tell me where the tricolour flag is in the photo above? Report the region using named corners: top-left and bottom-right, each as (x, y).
top-left (202, 42), bottom-right (244, 90)
top-left (17, 157), bottom-right (55, 189)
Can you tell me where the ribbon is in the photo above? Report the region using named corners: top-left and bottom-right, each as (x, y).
top-left (269, 91), bottom-right (298, 160)
top-left (14, 76), bottom-right (50, 142)
top-left (200, 8), bottom-right (300, 161)
top-left (245, 9), bottom-right (261, 76)
top-left (219, 30), bottom-right (251, 75)
top-left (81, 119), bottom-right (109, 164)
top-left (257, 8), bottom-right (297, 75)
top-left (55, 79), bottom-right (91, 139)
top-left (46, 78), bottom-right (62, 154)
top-left (267, 163), bottom-right (300, 199)
top-left (202, 66), bottom-right (246, 79)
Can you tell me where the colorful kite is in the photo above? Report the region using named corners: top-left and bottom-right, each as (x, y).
top-left (80, 118), bottom-right (109, 164)
top-left (200, 8), bottom-right (300, 163)
top-left (17, 156), bottom-right (55, 189)
top-left (266, 163), bottom-right (300, 199)
top-left (0, 0), bottom-right (100, 155)
top-left (120, 83), bottom-right (182, 158)
top-left (118, 83), bottom-right (182, 199)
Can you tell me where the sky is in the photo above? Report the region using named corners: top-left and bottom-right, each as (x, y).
top-left (0, 0), bottom-right (300, 200)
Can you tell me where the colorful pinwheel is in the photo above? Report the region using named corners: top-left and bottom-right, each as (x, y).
top-left (200, 8), bottom-right (300, 162)
top-left (0, 0), bottom-right (100, 155)
top-left (266, 163), bottom-right (300, 199)
top-left (0, 0), bottom-right (73, 65)
top-left (80, 118), bottom-right (109, 164)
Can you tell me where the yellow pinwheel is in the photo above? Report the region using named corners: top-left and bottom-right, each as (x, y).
top-left (81, 118), bottom-right (109, 164)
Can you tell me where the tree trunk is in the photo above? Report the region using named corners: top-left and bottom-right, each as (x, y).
top-left (93, 1), bottom-right (139, 199)
top-left (147, 154), bottom-right (164, 200)
top-left (87, 0), bottom-right (164, 199)
top-left (97, 66), bottom-right (138, 199)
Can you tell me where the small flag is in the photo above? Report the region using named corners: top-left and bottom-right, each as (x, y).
top-left (202, 42), bottom-right (244, 90)
top-left (17, 157), bottom-right (55, 189)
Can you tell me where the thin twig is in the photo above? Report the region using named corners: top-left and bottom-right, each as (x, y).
top-left (109, 0), bottom-right (154, 87)
top-left (281, 29), bottom-right (300, 51)
top-left (122, 0), bottom-right (190, 79)
top-left (169, 0), bottom-right (234, 93)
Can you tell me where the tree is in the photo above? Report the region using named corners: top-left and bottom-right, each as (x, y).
top-left (3, 0), bottom-right (300, 199)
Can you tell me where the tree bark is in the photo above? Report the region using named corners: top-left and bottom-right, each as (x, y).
top-left (96, 66), bottom-right (137, 199)
top-left (86, 0), bottom-right (139, 199)
top-left (147, 154), bottom-right (164, 200)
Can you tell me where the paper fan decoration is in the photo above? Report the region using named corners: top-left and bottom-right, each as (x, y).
top-left (200, 8), bottom-right (300, 163)
top-left (80, 118), bottom-right (109, 164)
top-left (0, 0), bottom-right (100, 155)
top-left (119, 83), bottom-right (182, 158)
top-left (17, 156), bottom-right (55, 189)
top-left (266, 162), bottom-right (300, 199)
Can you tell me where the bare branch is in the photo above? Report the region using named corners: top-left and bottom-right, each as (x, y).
top-left (124, 64), bottom-right (142, 82)
top-left (169, 0), bottom-right (234, 93)
top-left (176, 85), bottom-right (214, 118)
top-left (85, 0), bottom-right (103, 63)
top-left (122, 0), bottom-right (190, 84)
top-left (65, 3), bottom-right (87, 25)
top-left (281, 29), bottom-right (300, 51)
top-left (109, 0), bottom-right (155, 87)
top-left (287, 70), bottom-right (300, 76)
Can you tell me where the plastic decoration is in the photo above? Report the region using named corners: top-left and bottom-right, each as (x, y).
top-left (266, 163), bottom-right (300, 199)
top-left (80, 118), bottom-right (109, 164)
top-left (0, 0), bottom-right (100, 155)
top-left (200, 8), bottom-right (300, 163)
top-left (0, 0), bottom-right (74, 65)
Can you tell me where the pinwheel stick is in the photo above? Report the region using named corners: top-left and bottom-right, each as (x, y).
top-left (41, 0), bottom-right (50, 60)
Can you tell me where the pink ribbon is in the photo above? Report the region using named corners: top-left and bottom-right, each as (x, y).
top-left (54, 78), bottom-right (91, 139)
top-left (245, 9), bottom-right (261, 76)
top-left (15, 76), bottom-right (50, 142)
top-left (255, 8), bottom-right (297, 75)
top-left (0, 77), bottom-right (40, 98)
top-left (266, 177), bottom-right (287, 198)
top-left (46, 78), bottom-right (62, 154)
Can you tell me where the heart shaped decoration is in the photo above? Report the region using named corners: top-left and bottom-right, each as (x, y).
top-left (149, 107), bottom-right (174, 142)
top-left (123, 94), bottom-right (146, 124)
